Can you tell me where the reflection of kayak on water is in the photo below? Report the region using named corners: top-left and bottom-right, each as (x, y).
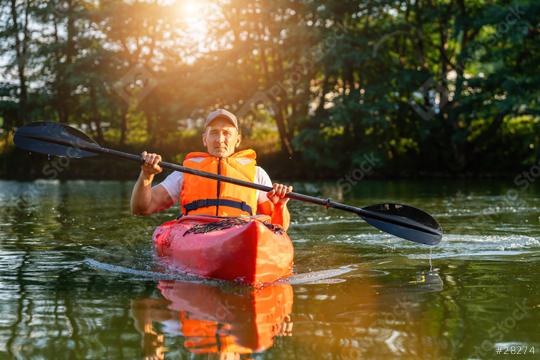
top-left (131, 281), bottom-right (293, 357)
top-left (88, 258), bottom-right (354, 357)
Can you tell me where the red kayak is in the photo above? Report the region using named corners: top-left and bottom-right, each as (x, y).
top-left (152, 215), bottom-right (294, 285)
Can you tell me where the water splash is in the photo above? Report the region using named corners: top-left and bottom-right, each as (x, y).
top-left (85, 258), bottom-right (357, 286)
top-left (84, 258), bottom-right (213, 283)
top-left (282, 265), bottom-right (357, 285)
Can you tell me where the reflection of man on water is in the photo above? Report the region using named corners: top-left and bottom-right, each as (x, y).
top-left (131, 298), bottom-right (168, 360)
top-left (131, 281), bottom-right (293, 358)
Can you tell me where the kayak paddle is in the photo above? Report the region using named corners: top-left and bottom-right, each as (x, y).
top-left (14, 122), bottom-right (443, 245)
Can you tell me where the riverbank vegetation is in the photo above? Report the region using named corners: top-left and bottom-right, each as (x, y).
top-left (1, 0), bottom-right (538, 179)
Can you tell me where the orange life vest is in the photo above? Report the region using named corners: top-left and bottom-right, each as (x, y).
top-left (180, 150), bottom-right (258, 216)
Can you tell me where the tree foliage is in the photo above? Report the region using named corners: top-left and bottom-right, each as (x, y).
top-left (1, 0), bottom-right (538, 178)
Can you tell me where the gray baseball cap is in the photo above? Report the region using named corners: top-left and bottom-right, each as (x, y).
top-left (204, 109), bottom-right (239, 129)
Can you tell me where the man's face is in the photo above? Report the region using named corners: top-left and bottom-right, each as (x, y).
top-left (202, 118), bottom-right (241, 158)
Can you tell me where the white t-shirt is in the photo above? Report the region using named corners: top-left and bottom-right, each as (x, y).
top-left (158, 166), bottom-right (273, 205)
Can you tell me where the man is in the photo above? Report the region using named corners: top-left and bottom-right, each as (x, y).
top-left (130, 109), bottom-right (293, 229)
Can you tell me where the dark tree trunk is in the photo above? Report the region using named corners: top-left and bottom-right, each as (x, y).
top-left (119, 105), bottom-right (128, 146)
top-left (274, 106), bottom-right (293, 156)
top-left (10, 0), bottom-right (30, 125)
top-left (90, 84), bottom-right (104, 143)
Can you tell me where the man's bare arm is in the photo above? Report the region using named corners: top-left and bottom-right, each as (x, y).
top-left (131, 180), bottom-right (174, 215)
top-left (257, 183), bottom-right (293, 230)
top-left (131, 152), bottom-right (175, 215)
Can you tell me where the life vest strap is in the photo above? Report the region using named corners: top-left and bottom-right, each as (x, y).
top-left (184, 199), bottom-right (253, 216)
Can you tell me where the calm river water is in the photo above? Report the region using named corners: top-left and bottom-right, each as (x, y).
top-left (0, 179), bottom-right (539, 359)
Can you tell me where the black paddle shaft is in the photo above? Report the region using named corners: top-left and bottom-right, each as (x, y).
top-left (22, 132), bottom-right (440, 237)
top-left (15, 127), bottom-right (443, 244)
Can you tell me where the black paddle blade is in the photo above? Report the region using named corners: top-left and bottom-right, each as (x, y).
top-left (360, 203), bottom-right (442, 245)
top-left (14, 122), bottom-right (98, 158)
